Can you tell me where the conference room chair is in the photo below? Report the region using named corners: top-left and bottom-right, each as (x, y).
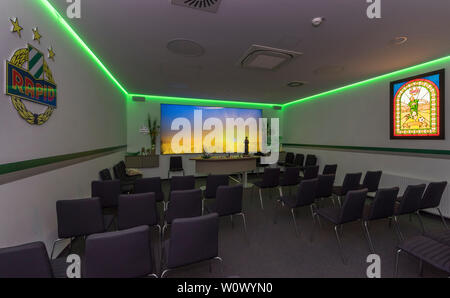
top-left (417, 181), bottom-right (448, 230)
top-left (52, 198), bottom-right (105, 259)
top-left (200, 174), bottom-right (229, 212)
top-left (161, 213), bottom-right (222, 278)
top-left (100, 167), bottom-right (133, 193)
top-left (253, 167), bottom-right (280, 210)
top-left (168, 175), bottom-right (196, 203)
top-left (332, 172), bottom-right (362, 206)
top-left (0, 241), bottom-right (54, 278)
top-left (322, 164), bottom-right (337, 175)
top-left (360, 170), bottom-right (382, 198)
top-left (312, 188), bottom-right (368, 264)
top-left (294, 153), bottom-right (305, 168)
top-left (163, 189), bottom-right (203, 237)
top-left (113, 160), bottom-right (142, 190)
top-left (133, 177), bottom-right (165, 208)
top-left (275, 179), bottom-right (318, 237)
top-left (99, 168), bottom-right (112, 180)
top-left (314, 174), bottom-right (336, 207)
top-left (118, 193), bottom-right (161, 259)
top-left (91, 180), bottom-right (121, 228)
top-left (299, 165), bottom-right (319, 181)
top-left (300, 154), bottom-right (317, 172)
top-left (362, 187), bottom-right (399, 253)
top-left (205, 185), bottom-right (247, 234)
top-left (168, 156), bottom-right (185, 178)
top-left (277, 152), bottom-right (294, 167)
top-left (392, 184), bottom-right (426, 241)
top-left (255, 155), bottom-right (269, 176)
top-left (279, 167), bottom-right (300, 196)
top-left (83, 225), bottom-right (157, 278)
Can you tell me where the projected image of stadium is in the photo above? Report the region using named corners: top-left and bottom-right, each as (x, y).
top-left (161, 104), bottom-right (262, 154)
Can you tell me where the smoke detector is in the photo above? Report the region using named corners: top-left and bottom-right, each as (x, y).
top-left (287, 81), bottom-right (307, 87)
top-left (312, 17), bottom-right (325, 27)
top-left (171, 0), bottom-right (222, 13)
top-left (238, 45), bottom-right (303, 71)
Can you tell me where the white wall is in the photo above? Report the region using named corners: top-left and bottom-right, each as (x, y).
top-left (126, 97), bottom-right (282, 178)
top-left (282, 59), bottom-right (450, 217)
top-left (0, 0), bottom-right (127, 252)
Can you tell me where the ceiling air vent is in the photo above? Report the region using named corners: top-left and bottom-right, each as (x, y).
top-left (171, 0), bottom-right (222, 13)
top-left (238, 45), bottom-right (302, 71)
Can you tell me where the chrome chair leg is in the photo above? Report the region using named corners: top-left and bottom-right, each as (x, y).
top-left (393, 216), bottom-right (404, 242)
top-left (363, 220), bottom-right (375, 253)
top-left (279, 186), bottom-right (283, 197)
top-left (416, 211), bottom-right (425, 234)
top-left (334, 225), bottom-right (347, 264)
top-left (258, 188), bottom-right (264, 210)
top-left (161, 268), bottom-right (172, 278)
top-left (394, 249), bottom-right (401, 277)
top-left (50, 238), bottom-right (65, 260)
top-left (437, 208), bottom-right (449, 229)
top-left (214, 256), bottom-right (224, 274)
top-left (291, 208), bottom-right (300, 237)
top-left (238, 213), bottom-right (248, 235)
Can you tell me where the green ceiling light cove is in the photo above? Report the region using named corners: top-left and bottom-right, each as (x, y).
top-left (283, 55), bottom-right (450, 107)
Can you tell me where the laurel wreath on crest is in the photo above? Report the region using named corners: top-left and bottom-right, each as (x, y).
top-left (9, 48), bottom-right (54, 125)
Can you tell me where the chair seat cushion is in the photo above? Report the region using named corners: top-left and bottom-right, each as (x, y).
top-left (398, 236), bottom-right (450, 273)
top-left (332, 186), bottom-right (345, 196)
top-left (424, 230), bottom-right (450, 247)
top-left (316, 207), bottom-right (341, 224)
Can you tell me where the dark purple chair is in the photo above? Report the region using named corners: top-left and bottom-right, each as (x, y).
top-left (313, 188), bottom-right (368, 264)
top-left (133, 177), bottom-right (165, 208)
top-left (279, 167), bottom-right (300, 196)
top-left (0, 242), bottom-right (53, 278)
top-left (118, 193), bottom-right (160, 233)
top-left (393, 184), bottom-right (426, 241)
top-left (201, 174), bottom-right (229, 212)
top-left (315, 174), bottom-right (336, 206)
top-left (275, 179), bottom-right (318, 237)
top-left (322, 164), bottom-right (337, 175)
top-left (206, 185), bottom-right (246, 233)
top-left (362, 187), bottom-right (399, 253)
top-left (113, 161), bottom-right (141, 192)
top-left (360, 171), bottom-right (382, 198)
top-left (168, 156), bottom-right (184, 178)
top-left (52, 198), bottom-right (105, 259)
top-left (294, 153), bottom-right (305, 168)
top-left (91, 180), bottom-right (121, 210)
top-left (300, 154), bottom-right (317, 172)
top-left (332, 172), bottom-right (362, 205)
top-left (278, 152), bottom-right (294, 167)
top-left (300, 165), bottom-right (319, 181)
top-left (164, 189), bottom-right (202, 237)
top-left (83, 225), bottom-right (157, 278)
top-left (418, 181), bottom-right (448, 230)
top-left (170, 175), bottom-right (195, 192)
top-left (253, 167), bottom-right (280, 210)
top-left (99, 168), bottom-right (112, 180)
top-left (161, 213), bottom-right (222, 278)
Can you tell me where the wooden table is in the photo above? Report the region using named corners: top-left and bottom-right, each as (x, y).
top-left (190, 156), bottom-right (258, 187)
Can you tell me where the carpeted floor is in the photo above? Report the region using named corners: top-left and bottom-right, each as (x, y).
top-left (59, 175), bottom-right (449, 278)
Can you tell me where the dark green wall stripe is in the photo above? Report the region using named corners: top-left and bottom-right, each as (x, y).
top-left (282, 143), bottom-right (450, 157)
top-left (0, 145), bottom-right (127, 176)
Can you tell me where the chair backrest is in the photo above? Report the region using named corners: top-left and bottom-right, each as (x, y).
top-left (315, 174), bottom-right (335, 198)
top-left (341, 172), bottom-right (362, 193)
top-left (169, 156), bottom-right (183, 171)
top-left (366, 187), bottom-right (399, 220)
top-left (282, 167), bottom-right (300, 186)
top-left (83, 226), bottom-right (153, 278)
top-left (134, 177), bottom-right (162, 195)
top-left (420, 181), bottom-right (448, 209)
top-left (91, 180), bottom-right (121, 208)
top-left (285, 152), bottom-right (295, 164)
top-left (99, 168), bottom-right (112, 181)
top-left (305, 154), bottom-right (317, 166)
top-left (339, 189), bottom-right (368, 224)
top-left (113, 161), bottom-right (127, 180)
top-left (204, 174), bottom-right (229, 198)
top-left (397, 184), bottom-right (426, 215)
top-left (362, 171), bottom-right (382, 192)
top-left (56, 198), bottom-right (105, 238)
top-left (215, 185), bottom-right (244, 216)
top-left (322, 164), bottom-right (337, 175)
top-left (261, 167), bottom-right (280, 187)
top-left (166, 189), bottom-right (202, 224)
top-left (304, 165), bottom-right (319, 179)
top-left (167, 213), bottom-right (219, 269)
top-left (295, 178), bottom-right (318, 207)
top-left (170, 175), bottom-right (195, 192)
top-left (118, 193), bottom-right (158, 230)
top-left (294, 154), bottom-right (305, 167)
top-left (0, 242), bottom-right (53, 278)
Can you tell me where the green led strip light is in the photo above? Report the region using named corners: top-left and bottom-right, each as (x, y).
top-left (40, 0), bottom-right (449, 109)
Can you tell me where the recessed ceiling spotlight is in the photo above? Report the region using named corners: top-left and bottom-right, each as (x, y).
top-left (389, 36), bottom-right (408, 46)
top-left (312, 17), bottom-right (325, 27)
top-left (167, 39), bottom-right (205, 57)
top-left (287, 81), bottom-right (306, 87)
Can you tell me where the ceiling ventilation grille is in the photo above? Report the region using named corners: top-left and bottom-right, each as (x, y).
top-left (238, 45), bottom-right (303, 71)
top-left (172, 0), bottom-right (222, 13)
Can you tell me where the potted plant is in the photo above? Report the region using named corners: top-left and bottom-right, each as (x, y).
top-left (147, 114), bottom-right (160, 155)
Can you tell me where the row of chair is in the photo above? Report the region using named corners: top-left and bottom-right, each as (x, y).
top-left (0, 213), bottom-right (222, 278)
top-left (278, 152), bottom-right (318, 172)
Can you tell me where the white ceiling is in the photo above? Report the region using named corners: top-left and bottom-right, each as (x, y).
top-left (49, 0), bottom-right (450, 104)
